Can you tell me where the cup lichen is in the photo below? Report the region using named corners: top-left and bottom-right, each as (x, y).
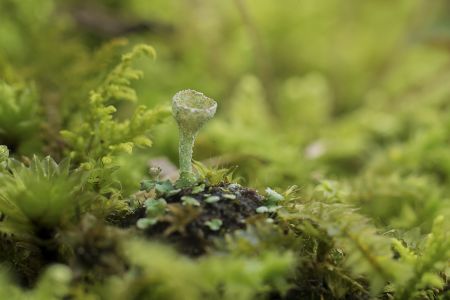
top-left (172, 89), bottom-right (217, 184)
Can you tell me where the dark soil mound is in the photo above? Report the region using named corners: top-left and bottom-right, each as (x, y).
top-left (140, 181), bottom-right (264, 255)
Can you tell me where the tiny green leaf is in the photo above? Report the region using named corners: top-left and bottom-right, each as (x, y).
top-left (167, 188), bottom-right (182, 196)
top-left (191, 183), bottom-right (205, 194)
top-left (155, 180), bottom-right (174, 194)
top-left (205, 218), bottom-right (223, 231)
top-left (0, 145), bottom-right (9, 163)
top-left (256, 206), bottom-right (269, 213)
top-left (136, 218), bottom-right (158, 229)
top-left (144, 198), bottom-right (167, 217)
top-left (265, 187), bottom-right (284, 203)
top-left (205, 196), bottom-right (221, 203)
top-left (181, 196), bottom-right (200, 206)
top-left (140, 179), bottom-right (156, 191)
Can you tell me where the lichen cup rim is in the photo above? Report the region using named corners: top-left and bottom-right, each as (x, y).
top-left (172, 89), bottom-right (217, 115)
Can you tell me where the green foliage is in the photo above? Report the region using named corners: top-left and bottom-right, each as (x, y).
top-left (284, 202), bottom-right (404, 294)
top-left (136, 198), bottom-right (167, 229)
top-left (193, 160), bottom-right (238, 185)
top-left (0, 155), bottom-right (89, 236)
top-left (0, 157), bottom-right (74, 230)
top-left (0, 265), bottom-right (72, 300)
top-left (100, 239), bottom-right (294, 300)
top-left (392, 216), bottom-right (450, 300)
top-left (61, 44), bottom-right (170, 167)
top-left (272, 192), bottom-right (449, 298)
top-left (347, 174), bottom-right (444, 231)
top-left (204, 218), bottom-right (222, 231)
top-left (0, 81), bottom-right (40, 153)
top-left (0, 145), bottom-right (8, 167)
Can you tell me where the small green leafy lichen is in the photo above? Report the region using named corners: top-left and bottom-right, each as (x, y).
top-left (145, 198), bottom-right (167, 217)
top-left (205, 196), bottom-right (221, 203)
top-left (181, 196), bottom-right (201, 207)
top-left (205, 218), bottom-right (223, 231)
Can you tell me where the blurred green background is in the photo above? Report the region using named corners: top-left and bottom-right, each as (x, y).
top-left (1, 0), bottom-right (450, 194)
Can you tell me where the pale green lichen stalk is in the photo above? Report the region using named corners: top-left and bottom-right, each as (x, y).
top-left (172, 90), bottom-right (217, 183)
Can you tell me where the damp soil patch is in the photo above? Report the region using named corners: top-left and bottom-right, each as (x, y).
top-left (134, 181), bottom-right (265, 256)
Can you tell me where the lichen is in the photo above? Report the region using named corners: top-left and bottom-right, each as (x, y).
top-left (172, 89), bottom-right (217, 184)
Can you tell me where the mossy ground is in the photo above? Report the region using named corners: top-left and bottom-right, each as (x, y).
top-left (1, 1), bottom-right (450, 299)
top-left (142, 182), bottom-right (264, 255)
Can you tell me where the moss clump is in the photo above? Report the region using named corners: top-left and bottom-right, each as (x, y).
top-left (64, 214), bottom-right (127, 284)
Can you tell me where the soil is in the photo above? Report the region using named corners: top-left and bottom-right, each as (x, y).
top-left (142, 182), bottom-right (264, 256)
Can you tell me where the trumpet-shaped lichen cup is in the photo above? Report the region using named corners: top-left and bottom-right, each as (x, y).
top-left (172, 89), bottom-right (217, 183)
